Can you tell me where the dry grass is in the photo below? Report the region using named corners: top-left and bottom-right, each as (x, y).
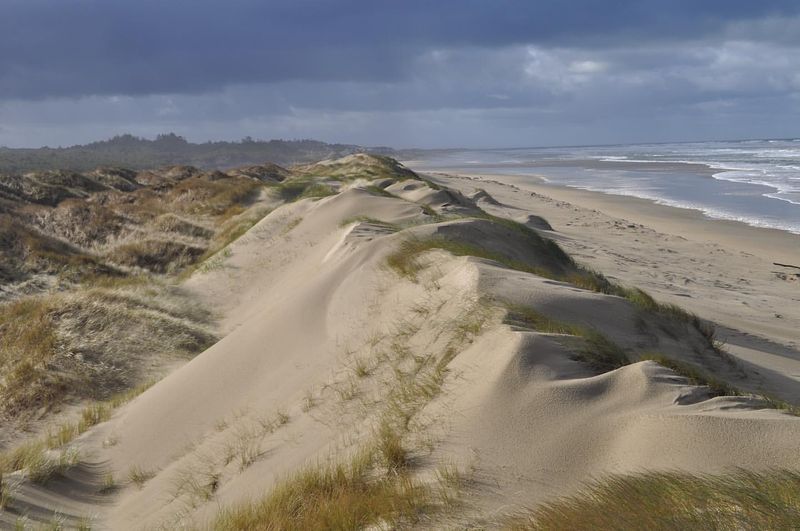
top-left (150, 213), bottom-right (213, 239)
top-left (275, 409), bottom-right (290, 426)
top-left (211, 286), bottom-right (477, 529)
top-left (128, 465), bottom-right (155, 489)
top-left (167, 176), bottom-right (263, 219)
top-left (0, 215), bottom-right (118, 285)
top-left (507, 469), bottom-right (800, 530)
top-left (203, 205), bottom-right (273, 256)
top-left (212, 449), bottom-right (430, 531)
top-left (0, 472), bottom-right (15, 509)
top-left (223, 425), bottom-right (264, 471)
top-left (0, 442), bottom-right (79, 485)
top-left (171, 456), bottom-right (221, 508)
top-left (0, 381), bottom-right (155, 485)
top-left (0, 296), bottom-right (63, 416)
top-left (106, 239), bottom-right (206, 273)
top-left (0, 284), bottom-right (213, 418)
top-left (375, 419), bottom-right (408, 473)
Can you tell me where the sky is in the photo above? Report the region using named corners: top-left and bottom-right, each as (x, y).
top-left (1, 0), bottom-right (800, 148)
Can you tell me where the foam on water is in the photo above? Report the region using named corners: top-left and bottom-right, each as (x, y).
top-left (412, 139), bottom-right (800, 235)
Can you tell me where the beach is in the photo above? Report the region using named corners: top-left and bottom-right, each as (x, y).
top-left (420, 169), bottom-right (800, 403)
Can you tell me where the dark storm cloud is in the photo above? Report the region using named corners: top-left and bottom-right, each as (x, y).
top-left (2, 1), bottom-right (800, 148)
top-left (2, 0), bottom-right (799, 100)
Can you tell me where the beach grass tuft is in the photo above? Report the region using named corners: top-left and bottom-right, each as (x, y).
top-left (507, 469), bottom-right (800, 530)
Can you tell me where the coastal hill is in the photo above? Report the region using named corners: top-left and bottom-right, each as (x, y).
top-left (0, 134), bottom-right (394, 173)
top-left (1, 155), bottom-right (799, 528)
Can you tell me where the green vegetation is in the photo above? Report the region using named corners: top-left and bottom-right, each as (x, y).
top-left (387, 237), bottom-right (554, 282)
top-left (0, 134), bottom-right (362, 173)
top-left (387, 212), bottom-right (723, 361)
top-left (269, 180), bottom-right (336, 202)
top-left (507, 469), bottom-right (800, 530)
top-left (364, 185), bottom-right (401, 199)
top-left (385, 215), bottom-right (576, 283)
top-left (640, 353), bottom-right (740, 397)
top-left (504, 305), bottom-right (628, 371)
top-left (294, 153), bottom-right (417, 183)
top-left (576, 330), bottom-right (629, 372)
top-left (0, 441), bottom-right (79, 486)
top-left (504, 305), bottom-right (585, 336)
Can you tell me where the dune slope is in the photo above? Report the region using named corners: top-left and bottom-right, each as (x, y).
top-left (2, 155), bottom-right (799, 529)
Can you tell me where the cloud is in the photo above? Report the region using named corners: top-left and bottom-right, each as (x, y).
top-left (1, 0), bottom-right (799, 100)
top-left (1, 1), bottom-right (800, 147)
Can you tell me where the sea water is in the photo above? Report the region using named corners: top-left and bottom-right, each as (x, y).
top-left (410, 139), bottom-right (800, 234)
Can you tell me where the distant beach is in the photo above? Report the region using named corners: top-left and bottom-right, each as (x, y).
top-left (409, 139), bottom-right (800, 234)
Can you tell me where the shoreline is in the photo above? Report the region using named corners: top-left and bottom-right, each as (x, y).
top-left (418, 168), bottom-right (800, 403)
top-left (405, 148), bottom-right (800, 236)
top-left (421, 169), bottom-right (800, 266)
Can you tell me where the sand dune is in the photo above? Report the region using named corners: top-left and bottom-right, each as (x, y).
top-left (2, 156), bottom-right (799, 529)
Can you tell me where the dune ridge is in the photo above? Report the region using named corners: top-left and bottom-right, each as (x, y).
top-left (1, 155), bottom-right (799, 529)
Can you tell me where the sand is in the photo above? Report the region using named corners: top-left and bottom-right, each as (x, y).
top-left (421, 171), bottom-right (800, 404)
top-left (3, 157), bottom-right (799, 529)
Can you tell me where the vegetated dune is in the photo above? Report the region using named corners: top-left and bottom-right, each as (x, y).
top-left (1, 155), bottom-right (799, 529)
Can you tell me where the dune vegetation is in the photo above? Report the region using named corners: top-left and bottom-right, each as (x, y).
top-left (0, 154), bottom-right (798, 529)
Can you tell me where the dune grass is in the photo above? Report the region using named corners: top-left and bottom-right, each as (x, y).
top-left (0, 296), bottom-right (64, 416)
top-left (640, 353), bottom-right (741, 398)
top-left (107, 238), bottom-right (206, 273)
top-left (504, 305), bottom-right (585, 336)
top-left (211, 289), bottom-right (479, 530)
top-left (0, 441), bottom-right (79, 485)
top-left (503, 305), bottom-right (628, 371)
top-left (387, 237), bottom-right (554, 282)
top-left (270, 180), bottom-right (336, 202)
top-left (294, 153), bottom-right (420, 184)
top-left (0, 380), bottom-right (154, 486)
top-left (168, 176), bottom-right (263, 219)
top-left (507, 469), bottom-right (800, 530)
top-left (339, 216), bottom-right (400, 231)
top-left (574, 330), bottom-right (630, 372)
top-left (0, 285), bottom-right (213, 418)
top-left (0, 472), bottom-right (13, 509)
top-left (387, 210), bottom-right (724, 362)
top-left (384, 214), bottom-right (580, 284)
top-left (505, 304), bottom-right (798, 413)
top-left (127, 465), bottom-right (155, 489)
top-left (212, 447), bottom-right (430, 530)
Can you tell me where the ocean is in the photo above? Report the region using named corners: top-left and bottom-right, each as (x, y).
top-left (409, 139), bottom-right (800, 234)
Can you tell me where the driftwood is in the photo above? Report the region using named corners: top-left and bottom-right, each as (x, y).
top-left (774, 262), bottom-right (800, 270)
